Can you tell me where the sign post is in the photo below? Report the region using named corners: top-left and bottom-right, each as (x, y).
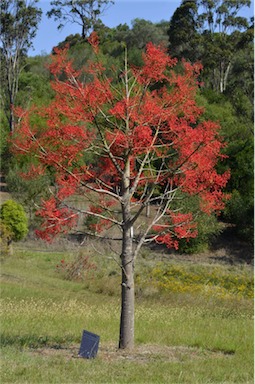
top-left (78, 330), bottom-right (100, 359)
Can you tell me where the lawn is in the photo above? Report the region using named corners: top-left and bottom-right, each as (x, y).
top-left (0, 242), bottom-right (254, 384)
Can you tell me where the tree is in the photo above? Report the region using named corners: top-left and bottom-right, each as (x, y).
top-left (197, 90), bottom-right (253, 242)
top-left (168, 0), bottom-right (200, 62)
top-left (0, 199), bottom-right (28, 254)
top-left (47, 0), bottom-right (114, 39)
top-left (225, 19), bottom-right (254, 104)
top-left (167, 0), bottom-right (252, 92)
top-left (198, 0), bottom-right (251, 35)
top-left (11, 36), bottom-right (230, 349)
top-left (130, 19), bottom-right (168, 49)
top-left (96, 19), bottom-right (169, 66)
top-left (197, 0), bottom-right (251, 92)
top-left (0, 0), bottom-right (42, 133)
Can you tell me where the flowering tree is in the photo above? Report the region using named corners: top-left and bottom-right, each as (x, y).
top-left (12, 34), bottom-right (230, 349)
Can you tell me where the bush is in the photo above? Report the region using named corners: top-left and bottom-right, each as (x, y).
top-left (0, 200), bottom-right (28, 247)
top-left (0, 221), bottom-right (12, 254)
top-left (56, 252), bottom-right (97, 281)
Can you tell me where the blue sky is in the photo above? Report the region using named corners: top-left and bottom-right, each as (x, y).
top-left (29, 0), bottom-right (254, 56)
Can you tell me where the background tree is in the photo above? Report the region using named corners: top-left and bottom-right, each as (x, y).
top-left (197, 90), bottom-right (254, 243)
top-left (0, 0), bottom-right (42, 133)
top-left (47, 0), bottom-right (114, 39)
top-left (129, 19), bottom-right (168, 49)
top-left (16, 54), bottom-right (54, 107)
top-left (225, 19), bottom-right (254, 104)
top-left (166, 0), bottom-right (253, 242)
top-left (96, 19), bottom-right (169, 66)
top-left (168, 0), bottom-right (200, 62)
top-left (167, 0), bottom-right (252, 93)
top-left (12, 38), bottom-right (229, 350)
top-left (197, 0), bottom-right (251, 92)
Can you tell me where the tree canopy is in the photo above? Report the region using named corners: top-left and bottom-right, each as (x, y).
top-left (47, 0), bottom-right (114, 39)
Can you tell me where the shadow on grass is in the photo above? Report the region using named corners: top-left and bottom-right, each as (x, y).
top-left (0, 333), bottom-right (74, 349)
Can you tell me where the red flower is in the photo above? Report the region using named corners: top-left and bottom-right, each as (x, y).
top-left (88, 31), bottom-right (99, 54)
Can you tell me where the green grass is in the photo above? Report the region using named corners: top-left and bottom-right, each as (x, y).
top-left (0, 246), bottom-right (254, 383)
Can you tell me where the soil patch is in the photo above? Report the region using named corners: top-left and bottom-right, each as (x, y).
top-left (29, 343), bottom-right (234, 364)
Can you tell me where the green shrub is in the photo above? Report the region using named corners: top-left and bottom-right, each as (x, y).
top-left (0, 200), bottom-right (28, 245)
top-left (0, 221), bottom-right (12, 254)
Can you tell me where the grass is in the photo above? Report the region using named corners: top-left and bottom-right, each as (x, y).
top-left (0, 244), bottom-right (254, 383)
top-left (146, 262), bottom-right (253, 298)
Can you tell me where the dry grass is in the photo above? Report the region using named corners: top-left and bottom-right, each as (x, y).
top-left (29, 342), bottom-right (234, 364)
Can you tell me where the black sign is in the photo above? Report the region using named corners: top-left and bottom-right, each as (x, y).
top-left (78, 330), bottom-right (100, 359)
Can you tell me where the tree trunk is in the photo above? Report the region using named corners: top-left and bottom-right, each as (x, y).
top-left (219, 61), bottom-right (231, 93)
top-left (9, 106), bottom-right (15, 133)
top-left (7, 239), bottom-right (13, 256)
top-left (119, 226), bottom-right (135, 350)
top-left (212, 68), bottom-right (219, 92)
top-left (223, 62), bottom-right (231, 93)
top-left (82, 24), bottom-right (86, 39)
top-left (219, 74), bottom-right (224, 93)
top-left (146, 203), bottom-right (150, 218)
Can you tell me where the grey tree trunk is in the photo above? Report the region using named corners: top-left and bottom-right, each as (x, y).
top-left (119, 226), bottom-right (135, 349)
top-left (223, 62), bottom-right (231, 93)
top-left (146, 203), bottom-right (150, 218)
top-left (9, 98), bottom-right (15, 133)
top-left (7, 239), bottom-right (13, 256)
top-left (219, 61), bottom-right (231, 93)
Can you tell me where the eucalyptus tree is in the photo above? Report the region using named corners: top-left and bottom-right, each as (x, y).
top-left (197, 0), bottom-right (252, 93)
top-left (167, 0), bottom-right (252, 93)
top-left (0, 0), bottom-right (42, 133)
top-left (47, 0), bottom-right (114, 39)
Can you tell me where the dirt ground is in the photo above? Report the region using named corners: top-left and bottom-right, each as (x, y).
top-left (30, 342), bottom-right (234, 363)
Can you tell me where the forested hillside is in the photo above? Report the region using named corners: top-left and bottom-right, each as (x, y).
top-left (0, 0), bottom-right (254, 251)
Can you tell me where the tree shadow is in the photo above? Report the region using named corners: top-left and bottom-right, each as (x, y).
top-left (146, 224), bottom-right (253, 266)
top-left (209, 225), bottom-right (254, 265)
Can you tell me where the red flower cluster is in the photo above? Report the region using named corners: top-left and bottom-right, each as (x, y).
top-left (88, 31), bottom-right (100, 54)
top-left (137, 42), bottom-right (177, 83)
top-left (35, 197), bottom-right (78, 241)
top-left (154, 212), bottom-right (197, 250)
